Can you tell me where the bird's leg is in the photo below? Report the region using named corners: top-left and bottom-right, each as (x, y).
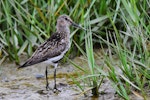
top-left (45, 66), bottom-right (51, 90)
top-left (54, 67), bottom-right (57, 89)
top-left (53, 64), bottom-right (61, 92)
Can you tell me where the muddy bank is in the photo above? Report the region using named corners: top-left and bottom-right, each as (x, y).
top-left (0, 53), bottom-right (146, 100)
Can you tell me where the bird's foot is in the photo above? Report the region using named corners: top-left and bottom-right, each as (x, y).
top-left (53, 86), bottom-right (61, 93)
top-left (46, 84), bottom-right (52, 91)
top-left (46, 84), bottom-right (60, 93)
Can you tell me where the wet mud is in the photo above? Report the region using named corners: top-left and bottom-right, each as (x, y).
top-left (0, 50), bottom-right (147, 100)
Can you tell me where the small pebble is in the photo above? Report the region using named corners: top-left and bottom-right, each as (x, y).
top-left (35, 74), bottom-right (44, 79)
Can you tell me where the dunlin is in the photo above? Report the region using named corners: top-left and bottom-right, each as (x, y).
top-left (18, 14), bottom-right (84, 92)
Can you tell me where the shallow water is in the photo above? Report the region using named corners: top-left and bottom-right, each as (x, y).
top-left (0, 50), bottom-right (147, 100)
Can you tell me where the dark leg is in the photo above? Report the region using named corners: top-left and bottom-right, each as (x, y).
top-left (54, 67), bottom-right (57, 90)
top-left (53, 64), bottom-right (61, 92)
top-left (45, 66), bottom-right (51, 90)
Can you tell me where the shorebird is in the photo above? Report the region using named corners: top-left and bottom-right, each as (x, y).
top-left (18, 14), bottom-right (84, 92)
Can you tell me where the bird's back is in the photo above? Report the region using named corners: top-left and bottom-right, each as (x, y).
top-left (18, 32), bottom-right (70, 68)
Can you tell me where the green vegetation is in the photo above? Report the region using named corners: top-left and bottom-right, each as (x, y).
top-left (0, 0), bottom-right (150, 99)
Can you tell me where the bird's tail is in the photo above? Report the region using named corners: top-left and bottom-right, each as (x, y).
top-left (18, 62), bottom-right (29, 69)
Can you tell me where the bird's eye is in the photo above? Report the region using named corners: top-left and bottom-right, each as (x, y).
top-left (65, 17), bottom-right (68, 20)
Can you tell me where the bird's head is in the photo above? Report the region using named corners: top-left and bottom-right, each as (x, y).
top-left (56, 14), bottom-right (86, 31)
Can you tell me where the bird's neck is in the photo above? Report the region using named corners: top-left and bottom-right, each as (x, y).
top-left (56, 26), bottom-right (70, 40)
top-left (56, 25), bottom-right (71, 49)
top-left (56, 25), bottom-right (70, 34)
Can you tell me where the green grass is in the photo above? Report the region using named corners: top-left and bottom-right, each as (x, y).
top-left (0, 0), bottom-right (150, 99)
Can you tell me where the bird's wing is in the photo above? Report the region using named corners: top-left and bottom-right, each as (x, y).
top-left (18, 32), bottom-right (66, 68)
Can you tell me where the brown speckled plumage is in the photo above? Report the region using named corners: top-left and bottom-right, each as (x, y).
top-left (19, 31), bottom-right (69, 68)
top-left (18, 14), bottom-right (83, 92)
